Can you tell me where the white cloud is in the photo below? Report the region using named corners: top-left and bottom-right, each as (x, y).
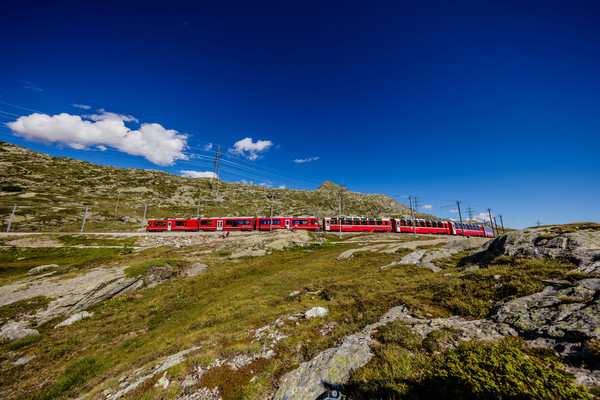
top-left (259, 181), bottom-right (273, 187)
top-left (18, 80), bottom-right (43, 92)
top-left (473, 212), bottom-right (493, 223)
top-left (422, 204), bottom-right (433, 210)
top-left (278, 185), bottom-right (286, 189)
top-left (293, 156), bottom-right (319, 164)
top-left (450, 209), bottom-right (459, 213)
top-left (72, 103), bottom-right (91, 110)
top-left (180, 170), bottom-right (217, 178)
top-left (240, 179), bottom-right (253, 185)
top-left (7, 111), bottom-right (188, 166)
top-left (203, 143), bottom-right (213, 151)
top-left (229, 137), bottom-right (273, 161)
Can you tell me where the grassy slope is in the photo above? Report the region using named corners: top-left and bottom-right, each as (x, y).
top-left (0, 141), bottom-right (433, 232)
top-left (0, 231), bottom-right (584, 400)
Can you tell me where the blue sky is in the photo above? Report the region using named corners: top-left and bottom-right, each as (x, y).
top-left (1, 0), bottom-right (598, 229)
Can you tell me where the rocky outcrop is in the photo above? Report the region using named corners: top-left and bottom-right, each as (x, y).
top-left (54, 311), bottom-right (93, 329)
top-left (380, 237), bottom-right (489, 272)
top-left (0, 320), bottom-right (39, 341)
top-left (467, 225), bottom-right (600, 271)
top-left (0, 265), bottom-right (144, 328)
top-left (27, 264), bottom-right (59, 276)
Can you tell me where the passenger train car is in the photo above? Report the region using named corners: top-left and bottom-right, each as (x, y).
top-left (256, 217), bottom-right (320, 231)
top-left (323, 217), bottom-right (392, 232)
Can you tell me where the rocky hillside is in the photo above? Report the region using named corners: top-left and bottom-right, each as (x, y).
top-left (1, 224), bottom-right (599, 399)
top-left (0, 141), bottom-right (426, 232)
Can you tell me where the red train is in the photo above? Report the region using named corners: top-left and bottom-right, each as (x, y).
top-left (146, 216), bottom-right (320, 232)
top-left (146, 216), bottom-right (494, 237)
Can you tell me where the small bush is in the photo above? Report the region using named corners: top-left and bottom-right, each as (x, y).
top-left (422, 338), bottom-right (593, 400)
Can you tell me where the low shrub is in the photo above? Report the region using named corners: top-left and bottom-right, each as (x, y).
top-left (422, 338), bottom-right (592, 400)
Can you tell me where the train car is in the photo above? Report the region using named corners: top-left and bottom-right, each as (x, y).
top-left (449, 222), bottom-right (489, 237)
top-left (323, 217), bottom-right (392, 232)
top-left (256, 216), bottom-right (320, 231)
top-left (483, 226), bottom-right (495, 238)
top-left (391, 219), bottom-right (451, 234)
top-left (147, 218), bottom-right (198, 232)
top-left (198, 217), bottom-right (255, 231)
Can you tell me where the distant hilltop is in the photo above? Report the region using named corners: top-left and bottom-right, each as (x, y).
top-left (0, 141), bottom-right (438, 232)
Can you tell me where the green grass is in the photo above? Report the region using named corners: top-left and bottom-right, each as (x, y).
top-left (123, 258), bottom-right (190, 279)
top-left (0, 296), bottom-right (53, 325)
top-left (0, 247), bottom-right (122, 285)
top-left (57, 235), bottom-right (137, 247)
top-left (0, 236), bottom-right (583, 400)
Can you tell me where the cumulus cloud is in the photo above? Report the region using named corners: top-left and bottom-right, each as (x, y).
top-left (293, 156), bottom-right (319, 164)
top-left (6, 111), bottom-right (188, 166)
top-left (229, 137), bottom-right (273, 160)
top-left (422, 204), bottom-right (433, 210)
top-left (203, 143), bottom-right (213, 151)
top-left (240, 179), bottom-right (253, 185)
top-left (259, 181), bottom-right (273, 187)
top-left (449, 209), bottom-right (459, 213)
top-left (72, 104), bottom-right (91, 110)
top-left (180, 170), bottom-right (217, 178)
top-left (278, 185), bottom-right (286, 189)
top-left (473, 212), bottom-right (493, 223)
top-left (18, 80), bottom-right (43, 92)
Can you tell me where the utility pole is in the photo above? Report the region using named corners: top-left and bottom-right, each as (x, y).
top-left (339, 181), bottom-right (346, 239)
top-left (115, 194), bottom-right (120, 213)
top-left (81, 205), bottom-right (89, 233)
top-left (141, 204), bottom-right (148, 232)
top-left (212, 146), bottom-right (222, 197)
top-left (413, 196), bottom-right (419, 214)
top-left (457, 201), bottom-right (465, 237)
top-left (409, 195), bottom-right (416, 237)
top-left (488, 208), bottom-right (495, 237)
top-left (499, 215), bottom-right (505, 233)
top-left (7, 203), bottom-right (16, 232)
top-left (269, 194), bottom-right (275, 232)
top-left (196, 199), bottom-right (201, 219)
top-left (494, 217), bottom-right (500, 236)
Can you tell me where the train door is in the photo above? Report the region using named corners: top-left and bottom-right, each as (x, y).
top-left (285, 219), bottom-right (290, 229)
top-left (217, 220), bottom-right (223, 231)
top-left (167, 221), bottom-right (172, 231)
top-left (325, 219), bottom-right (330, 231)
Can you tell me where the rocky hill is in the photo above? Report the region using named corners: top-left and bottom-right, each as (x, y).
top-left (1, 224), bottom-right (599, 399)
top-left (0, 141), bottom-right (428, 232)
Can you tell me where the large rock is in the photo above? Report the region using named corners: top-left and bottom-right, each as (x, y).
top-left (54, 311), bottom-right (93, 329)
top-left (0, 265), bottom-right (144, 326)
top-left (0, 320), bottom-right (39, 341)
top-left (27, 264), bottom-right (59, 276)
top-left (467, 226), bottom-right (600, 271)
top-left (493, 278), bottom-right (600, 341)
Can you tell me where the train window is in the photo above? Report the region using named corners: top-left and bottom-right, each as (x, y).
top-left (361, 218), bottom-right (368, 225)
top-left (200, 220), bottom-right (212, 226)
top-left (353, 218), bottom-right (360, 225)
top-left (154, 221), bottom-right (166, 226)
top-left (400, 220), bottom-right (405, 226)
top-left (425, 221), bottom-right (430, 227)
top-left (345, 218), bottom-right (351, 225)
top-left (331, 218), bottom-right (337, 224)
top-left (175, 221), bottom-right (187, 226)
top-left (368, 219), bottom-right (375, 225)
